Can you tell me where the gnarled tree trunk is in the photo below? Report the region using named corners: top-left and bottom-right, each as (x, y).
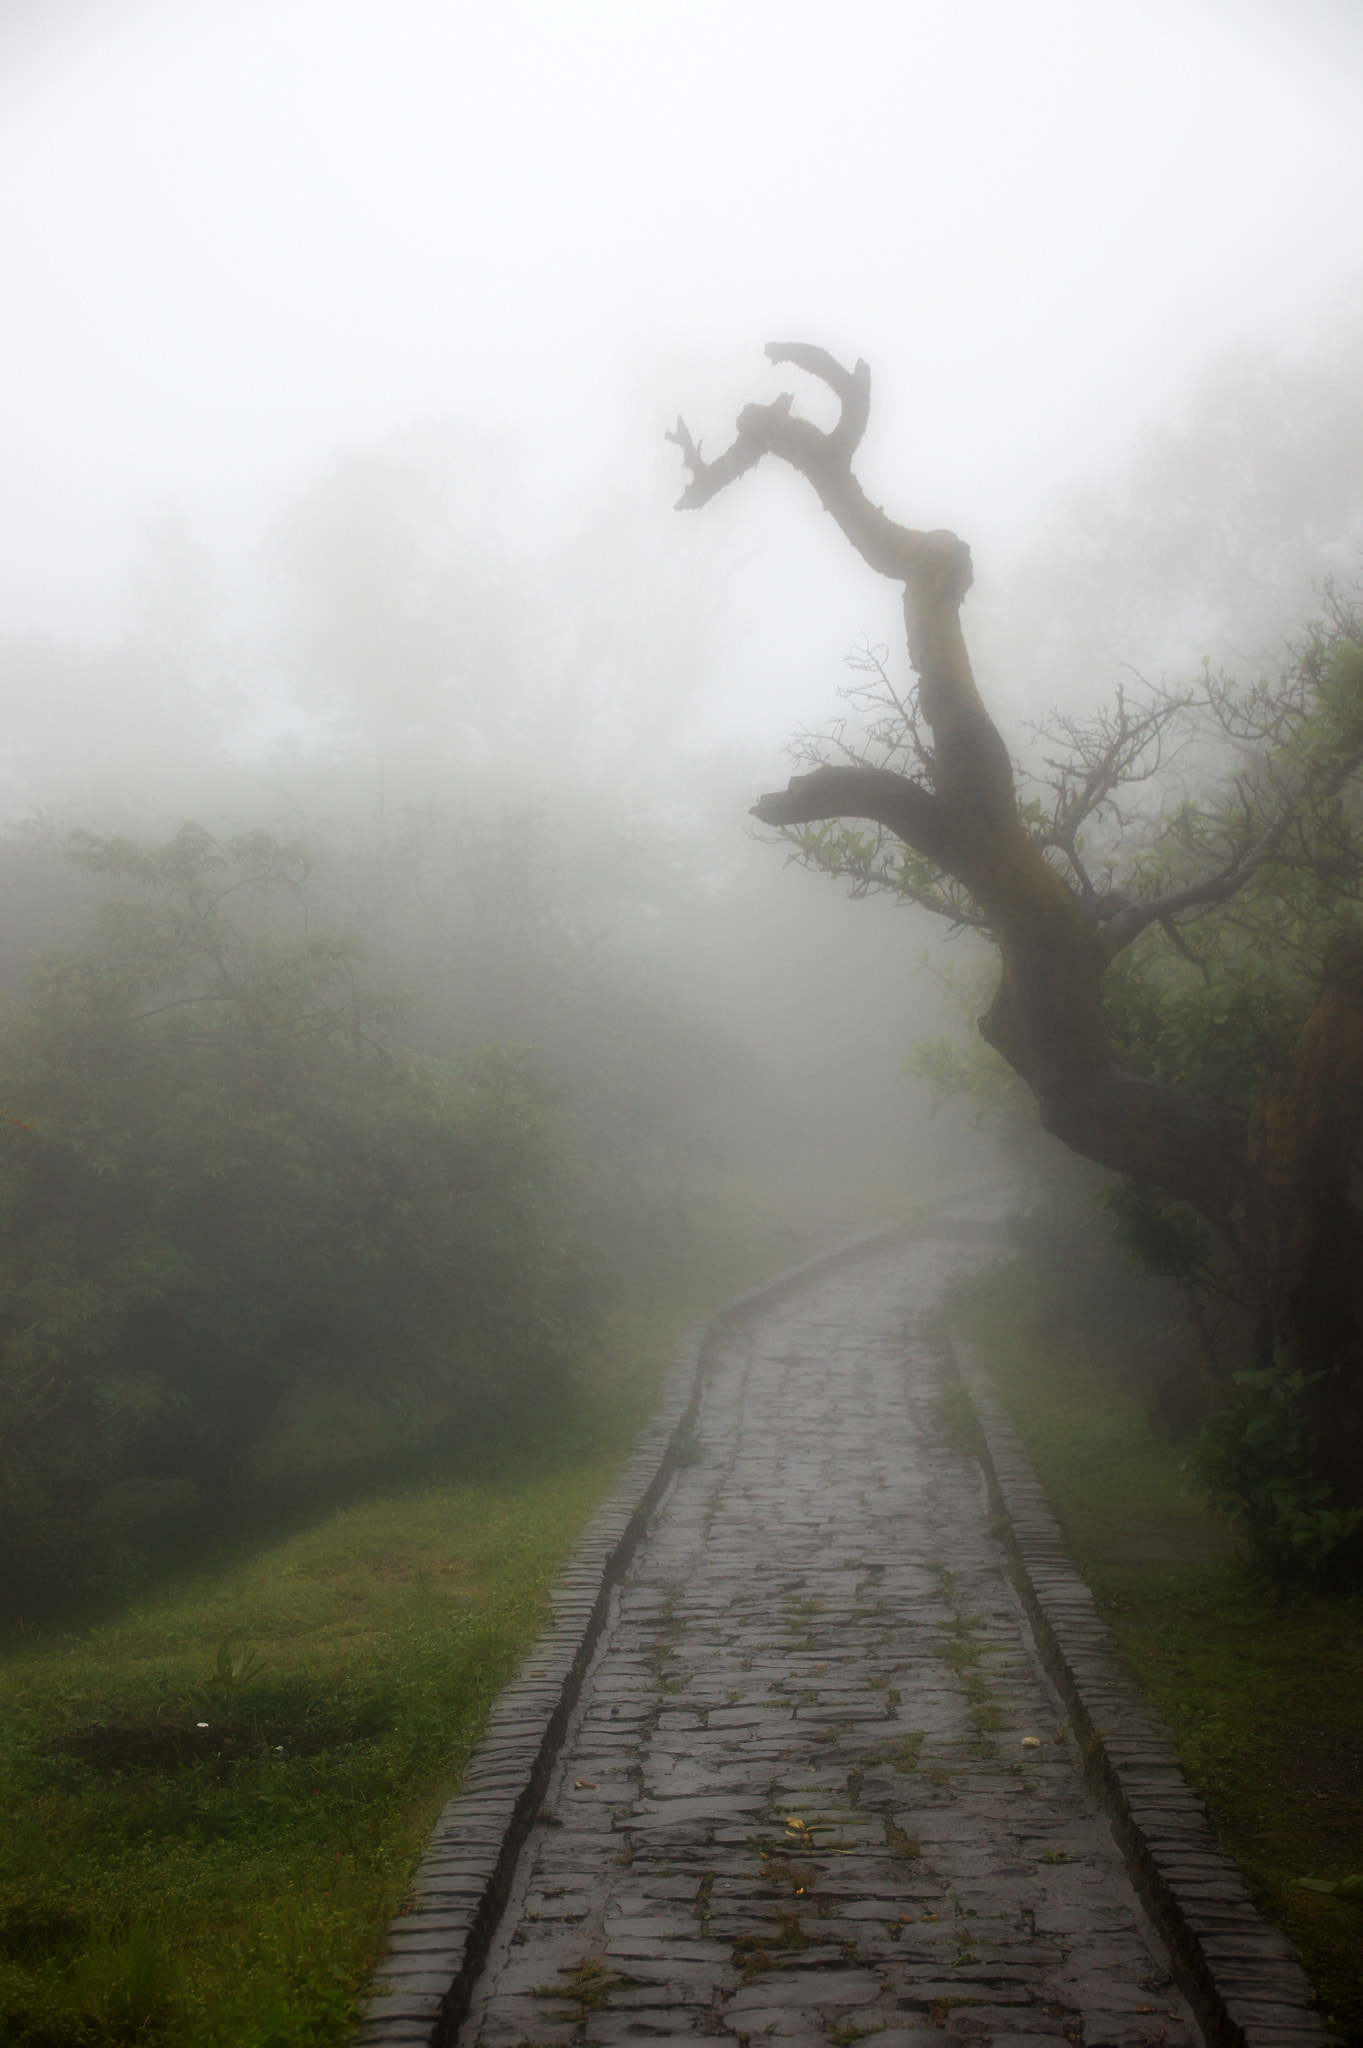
top-left (670, 344), bottom-right (1363, 1500)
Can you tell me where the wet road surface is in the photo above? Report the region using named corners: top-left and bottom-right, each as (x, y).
top-left (460, 1242), bottom-right (1200, 2048)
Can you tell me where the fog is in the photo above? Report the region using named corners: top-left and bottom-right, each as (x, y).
top-left (2, 0), bottom-right (1362, 1233)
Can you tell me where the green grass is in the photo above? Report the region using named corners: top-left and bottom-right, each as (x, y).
top-left (0, 1274), bottom-right (682, 2046)
top-left (949, 1253), bottom-right (1363, 2044)
top-left (0, 1164), bottom-right (959, 2048)
top-left (0, 1463), bottom-right (620, 2047)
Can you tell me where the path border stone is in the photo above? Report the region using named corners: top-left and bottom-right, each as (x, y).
top-left (947, 1333), bottom-right (1329, 2048)
top-left (354, 1226), bottom-right (910, 2048)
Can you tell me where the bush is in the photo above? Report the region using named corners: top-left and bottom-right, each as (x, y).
top-left (0, 826), bottom-right (596, 1611)
top-left (1197, 1351), bottom-right (1363, 1574)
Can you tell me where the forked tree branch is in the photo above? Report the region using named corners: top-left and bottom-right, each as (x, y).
top-left (667, 346), bottom-right (967, 600)
top-left (1100, 732), bottom-right (1363, 956)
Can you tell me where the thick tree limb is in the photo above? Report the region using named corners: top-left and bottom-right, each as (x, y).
top-left (1032, 1061), bottom-right (1249, 1249)
top-left (665, 404), bottom-right (784, 510)
top-left (667, 347), bottom-right (965, 596)
top-left (765, 343), bottom-right (871, 459)
top-left (751, 764), bottom-right (953, 865)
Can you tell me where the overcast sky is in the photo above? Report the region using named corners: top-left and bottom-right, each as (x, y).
top-left (2, 0), bottom-right (1361, 661)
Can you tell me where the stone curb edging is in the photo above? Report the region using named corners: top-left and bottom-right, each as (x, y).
top-left (353, 1224), bottom-right (911, 2048)
top-left (946, 1332), bottom-right (1329, 2048)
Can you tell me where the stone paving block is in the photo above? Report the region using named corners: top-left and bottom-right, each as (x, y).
top-left (385, 1924), bottom-right (474, 1956)
top-left (351, 2024), bottom-right (438, 2046)
top-left (856, 2034), bottom-right (955, 2048)
top-left (725, 1969), bottom-right (887, 2009)
top-left (607, 1968), bottom-right (739, 2004)
top-left (363, 1987), bottom-right (445, 2022)
top-left (583, 2018), bottom-right (714, 2042)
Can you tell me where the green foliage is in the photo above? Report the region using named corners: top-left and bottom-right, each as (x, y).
top-left (0, 825), bottom-right (596, 1611)
top-left (0, 1393), bottom-right (665, 2048)
top-left (0, 1914), bottom-right (178, 2047)
top-left (903, 1035), bottom-right (1011, 1126)
top-left (1197, 1354), bottom-right (1363, 1575)
top-left (1100, 937), bottom-right (1311, 1116)
top-left (1101, 1179), bottom-right (1217, 1285)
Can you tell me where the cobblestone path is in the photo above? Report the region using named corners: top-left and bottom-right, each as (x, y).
top-left (461, 1242), bottom-right (1201, 2048)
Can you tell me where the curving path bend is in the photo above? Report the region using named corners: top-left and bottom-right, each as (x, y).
top-left (458, 1238), bottom-right (1205, 2048)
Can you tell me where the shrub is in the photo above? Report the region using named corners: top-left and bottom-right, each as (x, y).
top-left (1197, 1351), bottom-right (1363, 1574)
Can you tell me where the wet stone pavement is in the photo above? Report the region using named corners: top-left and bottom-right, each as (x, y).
top-left (460, 1242), bottom-right (1202, 2048)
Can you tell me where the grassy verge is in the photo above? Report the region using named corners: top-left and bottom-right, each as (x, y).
top-left (948, 1254), bottom-right (1363, 2045)
top-left (0, 1461), bottom-right (624, 2048)
top-left (1, 1166), bottom-right (953, 2048)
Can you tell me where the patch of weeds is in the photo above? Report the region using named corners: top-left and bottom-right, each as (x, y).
top-left (885, 1821), bottom-right (920, 1859)
top-left (0, 1905), bottom-right (90, 1965)
top-left (927, 1997), bottom-right (978, 2028)
top-left (1041, 1850), bottom-right (1073, 1865)
top-left (731, 1913), bottom-right (809, 1974)
top-left (940, 1636), bottom-right (981, 1669)
top-left (890, 1730), bottom-right (925, 1773)
top-left (191, 1638), bottom-right (266, 1721)
top-left (533, 1959), bottom-right (635, 2012)
top-left (830, 2023), bottom-right (887, 2047)
top-left (671, 1430), bottom-right (704, 1470)
top-left (0, 1914), bottom-right (180, 2047)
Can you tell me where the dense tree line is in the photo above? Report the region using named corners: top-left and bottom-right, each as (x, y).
top-left (0, 825), bottom-right (598, 1609)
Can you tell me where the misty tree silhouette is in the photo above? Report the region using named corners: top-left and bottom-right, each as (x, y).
top-left (670, 344), bottom-right (1363, 1524)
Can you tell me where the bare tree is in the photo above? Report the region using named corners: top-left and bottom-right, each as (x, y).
top-left (669, 345), bottom-right (1363, 1500)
